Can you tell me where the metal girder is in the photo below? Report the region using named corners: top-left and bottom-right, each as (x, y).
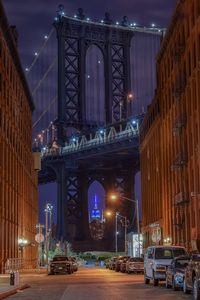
top-left (54, 14), bottom-right (133, 143)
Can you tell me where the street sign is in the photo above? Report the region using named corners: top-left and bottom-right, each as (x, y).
top-left (35, 233), bottom-right (44, 243)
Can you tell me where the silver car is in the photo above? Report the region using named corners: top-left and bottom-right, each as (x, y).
top-left (126, 257), bottom-right (144, 274)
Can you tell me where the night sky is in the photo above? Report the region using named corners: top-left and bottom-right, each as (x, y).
top-left (3, 0), bottom-right (177, 224)
top-left (4, 0), bottom-right (177, 67)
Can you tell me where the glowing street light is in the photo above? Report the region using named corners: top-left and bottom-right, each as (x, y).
top-left (105, 210), bottom-right (128, 254)
top-left (109, 193), bottom-right (141, 257)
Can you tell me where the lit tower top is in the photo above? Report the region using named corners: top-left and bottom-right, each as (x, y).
top-left (91, 194), bottom-right (101, 220)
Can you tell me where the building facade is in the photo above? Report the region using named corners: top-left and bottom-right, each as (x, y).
top-left (140, 0), bottom-right (200, 251)
top-left (0, 1), bottom-right (38, 272)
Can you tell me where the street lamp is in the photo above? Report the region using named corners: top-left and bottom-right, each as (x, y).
top-left (109, 193), bottom-right (141, 257)
top-left (127, 93), bottom-right (134, 117)
top-left (44, 203), bottom-right (53, 271)
top-left (105, 211), bottom-right (128, 254)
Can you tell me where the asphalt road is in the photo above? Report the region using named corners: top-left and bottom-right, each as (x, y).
top-left (8, 267), bottom-right (192, 300)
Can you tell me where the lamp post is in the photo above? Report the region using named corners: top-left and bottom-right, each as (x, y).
top-left (127, 93), bottom-right (134, 117)
top-left (116, 212), bottom-right (128, 255)
top-left (44, 203), bottom-right (53, 271)
top-left (110, 194), bottom-right (141, 257)
top-left (106, 211), bottom-right (128, 254)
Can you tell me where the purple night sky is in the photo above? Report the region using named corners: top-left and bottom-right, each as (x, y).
top-left (3, 0), bottom-right (177, 224)
top-left (4, 0), bottom-right (176, 67)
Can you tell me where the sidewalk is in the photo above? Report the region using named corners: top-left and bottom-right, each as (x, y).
top-left (0, 269), bottom-right (46, 299)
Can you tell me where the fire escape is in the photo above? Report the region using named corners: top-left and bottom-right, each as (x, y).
top-left (171, 40), bottom-right (188, 244)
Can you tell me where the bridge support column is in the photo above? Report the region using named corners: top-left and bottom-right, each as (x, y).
top-left (56, 163), bottom-right (68, 241)
top-left (76, 170), bottom-right (90, 241)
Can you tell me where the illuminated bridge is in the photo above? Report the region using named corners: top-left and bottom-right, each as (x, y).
top-left (27, 5), bottom-right (163, 251)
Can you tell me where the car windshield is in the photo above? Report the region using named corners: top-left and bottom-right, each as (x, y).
top-left (53, 256), bottom-right (68, 261)
top-left (192, 254), bottom-right (200, 261)
top-left (129, 258), bottom-right (144, 262)
top-left (155, 248), bottom-right (186, 259)
top-left (175, 259), bottom-right (189, 268)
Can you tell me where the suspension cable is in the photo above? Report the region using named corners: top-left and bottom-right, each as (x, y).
top-left (26, 28), bottom-right (54, 75)
top-left (31, 57), bottom-right (57, 96)
top-left (32, 96), bottom-right (57, 128)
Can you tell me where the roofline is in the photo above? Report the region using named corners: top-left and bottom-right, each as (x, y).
top-left (157, 0), bottom-right (183, 62)
top-left (0, 0), bottom-right (35, 112)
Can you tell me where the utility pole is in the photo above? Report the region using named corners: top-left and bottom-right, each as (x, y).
top-left (115, 213), bottom-right (118, 253)
top-left (45, 204), bottom-right (49, 270)
top-left (35, 224), bottom-right (45, 268)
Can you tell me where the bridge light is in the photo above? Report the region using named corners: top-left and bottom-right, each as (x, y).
top-left (44, 35), bottom-right (48, 39)
top-left (99, 129), bottom-right (104, 134)
top-left (132, 120), bottom-right (137, 125)
top-left (116, 21), bottom-right (119, 25)
top-left (25, 67), bottom-right (29, 72)
top-left (54, 17), bottom-right (58, 21)
top-left (86, 17), bottom-right (90, 21)
top-left (151, 23), bottom-right (155, 28)
top-left (101, 20), bottom-right (104, 23)
top-left (133, 23), bottom-right (137, 27)
top-left (74, 14), bottom-right (77, 18)
top-left (87, 75), bottom-right (90, 79)
top-left (34, 52), bottom-right (38, 56)
top-left (98, 60), bottom-right (101, 64)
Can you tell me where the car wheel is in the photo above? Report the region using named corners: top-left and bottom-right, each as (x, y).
top-left (193, 277), bottom-right (200, 300)
top-left (48, 271), bottom-right (54, 275)
top-left (153, 272), bottom-right (159, 286)
top-left (165, 277), bottom-right (170, 288)
top-left (172, 277), bottom-right (178, 291)
top-left (183, 278), bottom-right (190, 294)
top-left (144, 274), bottom-right (150, 284)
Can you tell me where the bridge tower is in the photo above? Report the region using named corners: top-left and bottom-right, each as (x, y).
top-left (54, 6), bottom-right (133, 145)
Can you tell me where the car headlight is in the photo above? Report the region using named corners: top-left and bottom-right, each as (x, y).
top-left (175, 273), bottom-right (183, 283)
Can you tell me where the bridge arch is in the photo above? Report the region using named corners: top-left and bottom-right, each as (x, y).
top-left (88, 180), bottom-right (106, 240)
top-left (85, 45), bottom-right (105, 125)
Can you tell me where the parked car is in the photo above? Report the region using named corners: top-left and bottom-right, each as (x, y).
top-left (165, 255), bottom-right (190, 290)
top-left (49, 255), bottom-right (73, 275)
top-left (120, 257), bottom-right (131, 273)
top-left (70, 257), bottom-right (78, 272)
top-left (183, 254), bottom-right (200, 300)
top-left (126, 257), bottom-right (144, 274)
top-left (108, 257), bottom-right (117, 270)
top-left (115, 256), bottom-right (129, 272)
top-left (144, 246), bottom-right (187, 286)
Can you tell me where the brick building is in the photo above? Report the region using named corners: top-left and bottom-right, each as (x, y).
top-left (140, 0), bottom-right (200, 251)
top-left (0, 1), bottom-right (38, 272)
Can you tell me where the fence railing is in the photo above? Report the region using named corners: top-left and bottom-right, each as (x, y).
top-left (41, 121), bottom-right (139, 157)
top-left (5, 258), bottom-right (38, 273)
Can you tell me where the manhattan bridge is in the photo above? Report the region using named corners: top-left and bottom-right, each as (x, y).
top-left (27, 5), bottom-right (163, 251)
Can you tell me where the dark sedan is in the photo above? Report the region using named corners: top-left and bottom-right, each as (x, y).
top-left (183, 254), bottom-right (200, 300)
top-left (49, 255), bottom-right (73, 275)
top-left (108, 257), bottom-right (117, 270)
top-left (70, 257), bottom-right (78, 272)
top-left (115, 256), bottom-right (129, 272)
top-left (120, 257), bottom-right (131, 273)
top-left (166, 255), bottom-right (190, 290)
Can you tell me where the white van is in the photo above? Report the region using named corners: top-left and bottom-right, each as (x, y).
top-left (144, 245), bottom-right (187, 286)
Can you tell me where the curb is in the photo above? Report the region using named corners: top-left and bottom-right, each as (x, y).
top-left (0, 284), bottom-right (30, 299)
